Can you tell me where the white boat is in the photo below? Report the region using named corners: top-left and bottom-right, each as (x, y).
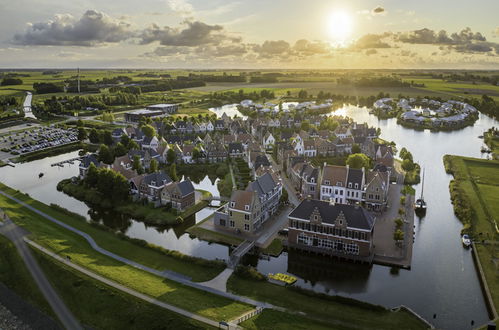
top-left (462, 234), bottom-right (471, 247)
top-left (415, 168), bottom-right (427, 215)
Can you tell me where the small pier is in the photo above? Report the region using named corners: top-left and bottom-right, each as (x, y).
top-left (51, 157), bottom-right (81, 167)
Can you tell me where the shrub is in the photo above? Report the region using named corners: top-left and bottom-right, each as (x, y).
top-left (234, 265), bottom-right (267, 281)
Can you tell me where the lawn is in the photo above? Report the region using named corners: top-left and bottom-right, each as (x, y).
top-left (33, 248), bottom-right (213, 329)
top-left (0, 235), bottom-right (52, 316)
top-left (240, 309), bottom-right (337, 330)
top-left (0, 185), bottom-right (252, 321)
top-left (227, 275), bottom-right (427, 330)
top-left (261, 239), bottom-right (283, 256)
top-left (0, 183), bottom-right (224, 282)
top-left (443, 156), bottom-right (499, 316)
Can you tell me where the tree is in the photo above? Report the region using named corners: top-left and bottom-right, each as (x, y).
top-left (77, 127), bottom-right (87, 141)
top-left (346, 153), bottom-right (370, 169)
top-left (300, 120), bottom-right (311, 131)
top-left (149, 158), bottom-right (158, 173)
top-left (393, 229), bottom-right (404, 242)
top-left (98, 144), bottom-right (114, 164)
top-left (102, 130), bottom-right (113, 146)
top-left (114, 142), bottom-right (127, 157)
top-left (141, 124), bottom-right (156, 138)
top-left (127, 140), bottom-right (139, 150)
top-left (351, 144), bottom-right (361, 154)
top-left (132, 155), bottom-right (144, 174)
top-left (402, 159), bottom-right (415, 171)
top-left (89, 129), bottom-right (100, 144)
top-left (192, 147), bottom-right (201, 163)
top-left (120, 134), bottom-right (130, 147)
top-left (85, 162), bottom-right (99, 188)
top-left (280, 189), bottom-right (288, 204)
top-left (169, 163), bottom-right (179, 181)
top-left (166, 148), bottom-right (176, 164)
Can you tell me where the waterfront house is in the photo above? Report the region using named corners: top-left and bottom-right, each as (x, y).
top-left (160, 179), bottom-right (195, 211)
top-left (138, 171), bottom-right (173, 202)
top-left (79, 154), bottom-right (101, 179)
top-left (288, 199), bottom-right (376, 262)
top-left (214, 190), bottom-right (262, 233)
top-left (364, 169), bottom-right (390, 210)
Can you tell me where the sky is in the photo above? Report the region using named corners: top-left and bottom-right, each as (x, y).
top-left (0, 0), bottom-right (498, 69)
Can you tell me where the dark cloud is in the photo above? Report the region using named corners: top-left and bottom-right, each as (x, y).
top-left (293, 39), bottom-right (330, 56)
top-left (372, 6), bottom-right (385, 14)
top-left (396, 27), bottom-right (498, 54)
top-left (139, 20), bottom-right (239, 46)
top-left (349, 33), bottom-right (392, 50)
top-left (13, 10), bottom-right (131, 46)
top-left (253, 40), bottom-right (292, 58)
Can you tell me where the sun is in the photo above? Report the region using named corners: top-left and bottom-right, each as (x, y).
top-left (327, 11), bottom-right (353, 44)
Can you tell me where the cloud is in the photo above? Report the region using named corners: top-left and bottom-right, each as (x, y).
top-left (13, 10), bottom-right (132, 46)
top-left (166, 0), bottom-right (193, 16)
top-left (365, 49), bottom-right (377, 56)
top-left (293, 39), bottom-right (330, 56)
top-left (372, 6), bottom-right (385, 14)
top-left (396, 27), bottom-right (498, 54)
top-left (139, 20), bottom-right (239, 46)
top-left (252, 40), bottom-right (292, 58)
top-left (349, 33), bottom-right (392, 50)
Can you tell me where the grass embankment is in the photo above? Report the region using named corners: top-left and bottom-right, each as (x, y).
top-left (32, 249), bottom-right (212, 329)
top-left (0, 235), bottom-right (52, 316)
top-left (227, 274), bottom-right (427, 330)
top-left (261, 239), bottom-right (283, 256)
top-left (0, 183), bottom-right (224, 282)
top-left (0, 184), bottom-right (252, 321)
top-left (59, 179), bottom-right (210, 225)
top-left (443, 155), bottom-right (499, 317)
top-left (240, 309), bottom-right (334, 330)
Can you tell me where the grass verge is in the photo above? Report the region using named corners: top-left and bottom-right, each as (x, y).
top-left (227, 275), bottom-right (427, 330)
top-left (261, 239), bottom-right (283, 256)
top-left (32, 248), bottom-right (213, 329)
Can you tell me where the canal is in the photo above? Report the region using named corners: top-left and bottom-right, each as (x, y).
top-left (0, 105), bottom-right (496, 329)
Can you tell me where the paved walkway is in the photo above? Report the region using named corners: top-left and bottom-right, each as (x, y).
top-left (0, 216), bottom-right (82, 330)
top-left (199, 268), bottom-right (234, 292)
top-left (0, 190), bottom-right (277, 310)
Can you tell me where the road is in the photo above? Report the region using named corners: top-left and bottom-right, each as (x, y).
top-left (23, 92), bottom-right (36, 120)
top-left (0, 216), bottom-right (82, 330)
top-left (269, 157), bottom-right (300, 207)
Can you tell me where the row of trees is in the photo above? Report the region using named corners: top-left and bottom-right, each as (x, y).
top-left (1, 78), bottom-right (23, 86)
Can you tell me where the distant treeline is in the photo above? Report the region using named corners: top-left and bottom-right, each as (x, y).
top-left (178, 73), bottom-right (246, 83)
top-left (1, 78), bottom-right (23, 86)
top-left (208, 89), bottom-right (275, 106)
top-left (465, 94), bottom-right (499, 119)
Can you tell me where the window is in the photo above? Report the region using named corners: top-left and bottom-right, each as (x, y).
top-left (355, 183), bottom-right (358, 189)
top-left (335, 189), bottom-right (338, 194)
top-left (244, 224), bottom-right (250, 231)
top-left (245, 214), bottom-right (250, 220)
top-left (340, 190), bottom-right (343, 195)
top-left (229, 220), bottom-right (235, 228)
top-left (348, 183), bottom-right (352, 188)
top-left (245, 205), bottom-right (250, 211)
top-left (230, 202), bottom-right (235, 207)
top-left (345, 243), bottom-right (359, 255)
top-left (314, 215), bottom-right (318, 221)
top-left (229, 211), bottom-right (233, 217)
top-left (298, 233), bottom-right (311, 245)
top-left (220, 219), bottom-right (226, 226)
top-left (325, 180), bottom-right (330, 185)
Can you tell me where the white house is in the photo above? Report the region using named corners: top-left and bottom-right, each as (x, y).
top-left (263, 132), bottom-right (275, 149)
top-left (320, 165), bottom-right (348, 204)
top-left (206, 121), bottom-right (214, 132)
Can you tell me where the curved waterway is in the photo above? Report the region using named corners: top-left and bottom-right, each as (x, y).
top-left (0, 105), bottom-right (496, 329)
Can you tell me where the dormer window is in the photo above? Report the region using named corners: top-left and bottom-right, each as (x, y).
top-left (230, 202), bottom-right (235, 207)
top-left (245, 205), bottom-right (250, 211)
top-left (337, 182), bottom-right (342, 187)
top-left (348, 183), bottom-right (352, 188)
top-left (314, 215), bottom-right (318, 221)
top-left (355, 183), bottom-right (358, 189)
top-left (325, 180), bottom-right (330, 185)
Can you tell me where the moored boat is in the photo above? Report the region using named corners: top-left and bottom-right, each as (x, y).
top-left (462, 234), bottom-right (471, 247)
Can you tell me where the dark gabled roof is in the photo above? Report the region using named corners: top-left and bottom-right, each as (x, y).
top-left (347, 168), bottom-right (364, 187)
top-left (254, 154), bottom-right (270, 169)
top-left (166, 136), bottom-right (182, 144)
top-left (281, 131), bottom-right (293, 140)
top-left (80, 154), bottom-right (100, 168)
top-left (302, 164), bottom-right (319, 183)
top-left (373, 163), bottom-right (389, 172)
top-left (228, 142), bottom-right (243, 153)
top-left (246, 172), bottom-right (277, 197)
top-left (289, 199), bottom-right (375, 230)
top-left (142, 171), bottom-right (172, 187)
top-left (353, 136), bottom-right (366, 144)
top-left (215, 120), bottom-right (225, 127)
top-left (177, 180), bottom-right (195, 196)
top-left (112, 128), bottom-right (126, 136)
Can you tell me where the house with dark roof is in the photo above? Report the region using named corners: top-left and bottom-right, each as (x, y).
top-left (160, 180), bottom-right (195, 211)
top-left (346, 167), bottom-right (365, 204)
top-left (79, 154), bottom-right (101, 179)
top-left (246, 172), bottom-right (282, 225)
top-left (214, 190), bottom-right (262, 233)
top-left (228, 142), bottom-right (245, 158)
top-left (288, 199), bottom-right (376, 262)
top-left (138, 171), bottom-right (173, 202)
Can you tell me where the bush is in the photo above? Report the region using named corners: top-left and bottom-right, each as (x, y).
top-left (234, 265), bottom-right (267, 281)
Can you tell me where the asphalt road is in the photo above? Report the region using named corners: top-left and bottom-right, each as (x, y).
top-left (0, 217), bottom-right (82, 330)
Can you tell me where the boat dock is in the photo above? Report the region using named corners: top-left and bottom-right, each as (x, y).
top-left (51, 157), bottom-right (81, 167)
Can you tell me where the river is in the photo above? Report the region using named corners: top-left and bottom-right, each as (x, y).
top-left (0, 105), bottom-right (496, 329)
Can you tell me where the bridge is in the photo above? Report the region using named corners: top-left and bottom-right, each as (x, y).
top-left (51, 157), bottom-right (82, 167)
top-left (228, 240), bottom-right (256, 269)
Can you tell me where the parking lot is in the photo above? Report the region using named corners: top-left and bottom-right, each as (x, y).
top-left (0, 126), bottom-right (78, 159)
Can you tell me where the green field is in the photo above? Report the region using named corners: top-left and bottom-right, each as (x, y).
top-left (33, 249), bottom-right (212, 329)
top-left (0, 234), bottom-right (52, 317)
top-left (0, 184), bottom-right (254, 322)
top-left (444, 156), bottom-right (499, 317)
top-left (227, 275), bottom-right (427, 330)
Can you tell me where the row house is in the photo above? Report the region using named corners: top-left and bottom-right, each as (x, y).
top-left (160, 179), bottom-right (195, 211)
top-left (228, 142), bottom-right (245, 158)
top-left (205, 143), bottom-right (227, 163)
top-left (138, 172), bottom-right (173, 202)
